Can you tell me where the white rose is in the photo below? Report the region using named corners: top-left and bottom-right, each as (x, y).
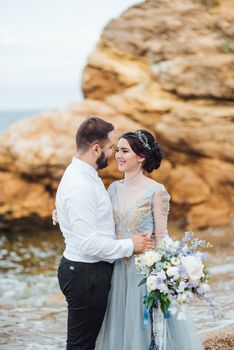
top-left (146, 275), bottom-right (158, 292)
top-left (166, 266), bottom-right (179, 278)
top-left (143, 251), bottom-right (161, 267)
top-left (181, 256), bottom-right (204, 281)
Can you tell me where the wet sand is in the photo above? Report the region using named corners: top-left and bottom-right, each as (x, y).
top-left (202, 324), bottom-right (234, 350)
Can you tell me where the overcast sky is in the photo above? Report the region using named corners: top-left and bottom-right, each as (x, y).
top-left (0, 0), bottom-right (141, 110)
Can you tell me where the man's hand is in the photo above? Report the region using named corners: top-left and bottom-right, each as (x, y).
top-left (131, 232), bottom-right (153, 254)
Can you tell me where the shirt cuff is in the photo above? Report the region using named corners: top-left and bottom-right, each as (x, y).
top-left (123, 238), bottom-right (134, 257)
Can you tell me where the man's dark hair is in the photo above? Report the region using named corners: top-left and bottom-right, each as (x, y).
top-left (76, 116), bottom-right (114, 151)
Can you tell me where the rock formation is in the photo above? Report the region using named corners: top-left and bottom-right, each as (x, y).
top-left (82, 0), bottom-right (234, 228)
top-left (0, 101), bottom-right (142, 230)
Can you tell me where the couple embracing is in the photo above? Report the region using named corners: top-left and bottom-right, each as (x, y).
top-left (54, 117), bottom-right (204, 350)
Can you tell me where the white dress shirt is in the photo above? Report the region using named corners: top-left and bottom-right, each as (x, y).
top-left (56, 157), bottom-right (134, 263)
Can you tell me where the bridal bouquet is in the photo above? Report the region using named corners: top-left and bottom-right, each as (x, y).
top-left (135, 232), bottom-right (213, 320)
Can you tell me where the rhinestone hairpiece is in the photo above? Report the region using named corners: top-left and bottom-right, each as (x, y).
top-left (134, 130), bottom-right (151, 150)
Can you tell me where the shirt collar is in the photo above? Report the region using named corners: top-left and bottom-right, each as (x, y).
top-left (71, 157), bottom-right (99, 181)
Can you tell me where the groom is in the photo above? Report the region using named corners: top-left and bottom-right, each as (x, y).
top-left (56, 116), bottom-right (152, 350)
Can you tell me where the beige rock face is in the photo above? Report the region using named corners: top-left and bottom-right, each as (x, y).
top-left (187, 194), bottom-right (231, 228)
top-left (166, 166), bottom-right (211, 205)
top-left (156, 103), bottom-right (234, 162)
top-left (0, 171), bottom-right (55, 230)
top-left (83, 0), bottom-right (234, 100)
top-left (0, 100), bottom-right (142, 227)
top-left (0, 100), bottom-right (142, 178)
top-left (82, 46), bottom-right (148, 100)
top-left (81, 0), bottom-right (234, 228)
top-left (151, 54), bottom-right (234, 99)
top-left (0, 0), bottom-right (234, 229)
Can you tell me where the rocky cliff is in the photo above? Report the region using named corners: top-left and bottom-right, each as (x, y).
top-left (0, 0), bottom-right (233, 230)
top-left (83, 0), bottom-right (234, 228)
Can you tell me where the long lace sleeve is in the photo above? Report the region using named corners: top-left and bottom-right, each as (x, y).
top-left (152, 184), bottom-right (170, 244)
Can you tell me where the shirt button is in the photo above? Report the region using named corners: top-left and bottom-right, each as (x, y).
top-left (69, 266), bottom-right (75, 270)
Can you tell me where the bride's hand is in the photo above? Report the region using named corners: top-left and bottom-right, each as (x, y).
top-left (52, 208), bottom-right (58, 225)
top-left (132, 233), bottom-right (153, 254)
top-left (145, 235), bottom-right (154, 251)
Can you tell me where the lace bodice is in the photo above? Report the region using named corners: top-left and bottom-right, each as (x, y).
top-left (108, 180), bottom-right (170, 244)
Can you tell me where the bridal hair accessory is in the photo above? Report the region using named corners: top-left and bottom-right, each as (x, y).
top-left (134, 130), bottom-right (151, 150)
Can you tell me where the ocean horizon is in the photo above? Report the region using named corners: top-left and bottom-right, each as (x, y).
top-left (0, 109), bottom-right (48, 133)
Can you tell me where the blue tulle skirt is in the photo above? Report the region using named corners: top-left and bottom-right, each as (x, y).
top-left (96, 257), bottom-right (204, 350)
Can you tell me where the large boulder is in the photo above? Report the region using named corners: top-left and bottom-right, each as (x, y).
top-left (0, 171), bottom-right (55, 231)
top-left (81, 0), bottom-right (234, 228)
top-left (0, 100), bottom-right (142, 229)
top-left (82, 0), bottom-right (234, 100)
top-left (0, 100), bottom-right (142, 179)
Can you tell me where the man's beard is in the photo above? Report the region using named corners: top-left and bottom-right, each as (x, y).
top-left (96, 152), bottom-right (109, 170)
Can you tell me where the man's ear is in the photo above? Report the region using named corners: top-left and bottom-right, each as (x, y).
top-left (92, 143), bottom-right (101, 156)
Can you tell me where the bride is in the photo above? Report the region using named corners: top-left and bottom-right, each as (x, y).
top-left (95, 130), bottom-right (204, 350)
top-left (53, 129), bottom-right (204, 350)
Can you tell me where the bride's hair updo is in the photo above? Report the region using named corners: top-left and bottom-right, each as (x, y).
top-left (120, 130), bottom-right (163, 173)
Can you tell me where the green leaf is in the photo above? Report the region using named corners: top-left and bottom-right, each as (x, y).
top-left (147, 291), bottom-right (158, 309)
top-left (160, 300), bottom-right (169, 315)
top-left (159, 293), bottom-right (170, 316)
top-left (138, 277), bottom-right (147, 287)
top-left (160, 293), bottom-right (168, 302)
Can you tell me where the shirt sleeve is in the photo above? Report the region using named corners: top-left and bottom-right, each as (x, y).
top-left (152, 184), bottom-right (170, 244)
top-left (65, 183), bottom-right (133, 260)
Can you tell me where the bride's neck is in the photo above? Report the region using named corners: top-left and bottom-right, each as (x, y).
top-left (122, 168), bottom-right (144, 185)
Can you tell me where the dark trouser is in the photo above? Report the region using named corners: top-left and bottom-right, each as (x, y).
top-left (58, 256), bottom-right (113, 350)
